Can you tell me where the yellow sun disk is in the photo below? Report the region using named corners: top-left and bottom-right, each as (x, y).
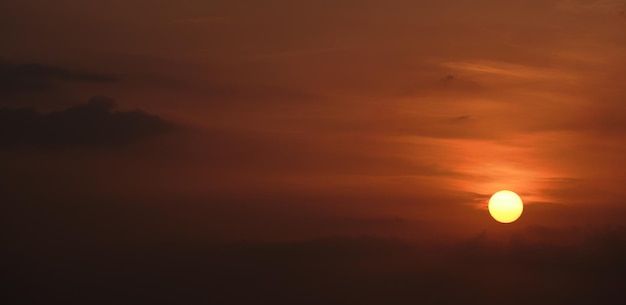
top-left (488, 190), bottom-right (523, 223)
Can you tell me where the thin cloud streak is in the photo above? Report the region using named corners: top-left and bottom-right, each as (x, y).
top-left (248, 45), bottom-right (360, 61)
top-left (169, 17), bottom-right (232, 24)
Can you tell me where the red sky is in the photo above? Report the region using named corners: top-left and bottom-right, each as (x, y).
top-left (2, 0), bottom-right (626, 239)
top-left (4, 1), bottom-right (626, 304)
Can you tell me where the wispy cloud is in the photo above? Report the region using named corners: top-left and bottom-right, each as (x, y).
top-left (440, 61), bottom-right (579, 81)
top-left (556, 0), bottom-right (626, 13)
top-left (249, 45), bottom-right (359, 61)
top-left (169, 17), bottom-right (232, 25)
top-left (0, 60), bottom-right (117, 96)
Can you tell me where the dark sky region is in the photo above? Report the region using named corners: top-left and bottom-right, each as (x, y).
top-left (2, 0), bottom-right (626, 304)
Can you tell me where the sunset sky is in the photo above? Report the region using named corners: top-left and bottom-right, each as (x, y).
top-left (2, 1), bottom-right (626, 304)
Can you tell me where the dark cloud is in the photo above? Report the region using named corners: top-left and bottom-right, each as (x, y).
top-left (0, 96), bottom-right (175, 148)
top-left (0, 60), bottom-right (117, 96)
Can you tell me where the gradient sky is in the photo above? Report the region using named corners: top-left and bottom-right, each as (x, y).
top-left (2, 0), bottom-right (626, 235)
top-left (0, 0), bottom-right (626, 236)
top-left (2, 1), bottom-right (626, 303)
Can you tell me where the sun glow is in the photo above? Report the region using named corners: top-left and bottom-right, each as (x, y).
top-left (488, 190), bottom-right (523, 223)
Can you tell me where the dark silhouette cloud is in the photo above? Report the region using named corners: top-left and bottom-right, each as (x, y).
top-left (0, 60), bottom-right (117, 96)
top-left (0, 96), bottom-right (174, 148)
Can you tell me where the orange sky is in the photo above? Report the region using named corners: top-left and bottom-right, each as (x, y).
top-left (1, 0), bottom-right (626, 241)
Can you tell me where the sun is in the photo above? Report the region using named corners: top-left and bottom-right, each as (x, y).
top-left (488, 190), bottom-right (523, 223)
